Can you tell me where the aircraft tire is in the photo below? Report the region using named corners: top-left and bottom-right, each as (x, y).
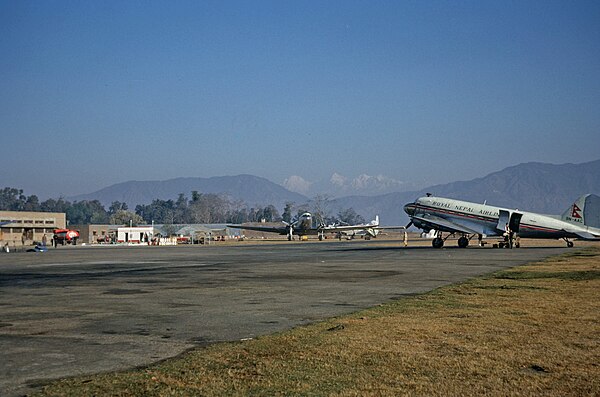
top-left (458, 236), bottom-right (469, 248)
top-left (432, 237), bottom-right (444, 248)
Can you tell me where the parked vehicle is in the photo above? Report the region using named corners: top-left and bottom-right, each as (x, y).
top-left (53, 228), bottom-right (80, 245)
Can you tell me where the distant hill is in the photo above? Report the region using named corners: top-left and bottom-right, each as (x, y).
top-left (69, 175), bottom-right (308, 211)
top-left (69, 160), bottom-right (600, 226)
top-left (332, 160), bottom-right (600, 225)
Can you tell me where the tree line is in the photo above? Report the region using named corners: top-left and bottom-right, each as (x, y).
top-left (0, 187), bottom-right (365, 226)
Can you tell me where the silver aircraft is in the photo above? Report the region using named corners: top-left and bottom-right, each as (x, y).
top-left (228, 213), bottom-right (383, 241)
top-left (403, 194), bottom-right (600, 248)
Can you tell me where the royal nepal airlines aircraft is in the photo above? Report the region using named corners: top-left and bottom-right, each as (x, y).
top-left (403, 194), bottom-right (600, 248)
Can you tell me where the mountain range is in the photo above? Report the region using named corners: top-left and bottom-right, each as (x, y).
top-left (69, 160), bottom-right (600, 225)
top-left (283, 173), bottom-right (425, 197)
top-left (70, 175), bottom-right (307, 212)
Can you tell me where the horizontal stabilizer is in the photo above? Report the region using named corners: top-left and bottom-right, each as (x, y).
top-left (564, 229), bottom-right (600, 240)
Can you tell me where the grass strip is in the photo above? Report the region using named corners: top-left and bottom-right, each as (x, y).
top-left (35, 247), bottom-right (600, 396)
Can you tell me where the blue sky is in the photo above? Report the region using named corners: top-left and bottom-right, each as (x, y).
top-left (2, 1), bottom-right (599, 198)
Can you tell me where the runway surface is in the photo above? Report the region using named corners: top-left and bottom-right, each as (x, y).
top-left (0, 241), bottom-right (568, 396)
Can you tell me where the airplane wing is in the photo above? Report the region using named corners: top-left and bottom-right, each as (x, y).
top-left (411, 214), bottom-right (481, 235)
top-left (323, 224), bottom-right (377, 232)
top-left (226, 224), bottom-right (288, 235)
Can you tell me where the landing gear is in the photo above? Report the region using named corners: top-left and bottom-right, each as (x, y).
top-left (318, 231), bottom-right (324, 241)
top-left (563, 238), bottom-right (574, 248)
top-left (458, 236), bottom-right (469, 248)
top-left (432, 237), bottom-right (444, 248)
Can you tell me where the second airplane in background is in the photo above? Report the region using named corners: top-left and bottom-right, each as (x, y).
top-left (228, 213), bottom-right (384, 241)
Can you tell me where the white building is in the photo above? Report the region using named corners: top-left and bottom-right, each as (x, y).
top-left (116, 226), bottom-right (155, 244)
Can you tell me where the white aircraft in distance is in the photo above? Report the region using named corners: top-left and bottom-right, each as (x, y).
top-left (404, 193), bottom-right (600, 248)
top-left (228, 213), bottom-right (387, 241)
top-left (335, 216), bottom-right (381, 240)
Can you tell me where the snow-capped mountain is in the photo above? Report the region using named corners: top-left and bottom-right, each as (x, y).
top-left (283, 173), bottom-right (424, 198)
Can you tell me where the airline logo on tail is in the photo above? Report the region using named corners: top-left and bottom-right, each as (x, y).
top-left (564, 199), bottom-right (585, 224)
top-left (571, 204), bottom-right (582, 219)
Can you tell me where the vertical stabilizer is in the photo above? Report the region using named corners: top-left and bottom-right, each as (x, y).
top-left (561, 194), bottom-right (600, 228)
top-left (583, 194), bottom-right (600, 228)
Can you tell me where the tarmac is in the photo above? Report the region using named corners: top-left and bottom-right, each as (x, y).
top-left (0, 239), bottom-right (569, 396)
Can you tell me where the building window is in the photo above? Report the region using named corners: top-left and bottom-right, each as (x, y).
top-left (45, 220), bottom-right (54, 224)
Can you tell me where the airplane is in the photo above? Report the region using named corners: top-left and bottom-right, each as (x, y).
top-left (228, 213), bottom-right (385, 241)
top-left (403, 193), bottom-right (600, 248)
top-left (334, 216), bottom-right (406, 240)
top-left (332, 216), bottom-right (379, 240)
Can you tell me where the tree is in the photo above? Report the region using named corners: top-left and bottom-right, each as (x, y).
top-left (0, 187), bottom-right (27, 211)
top-left (262, 205), bottom-right (280, 222)
top-left (67, 200), bottom-right (109, 225)
top-left (40, 197), bottom-right (70, 213)
top-left (23, 195), bottom-right (41, 212)
top-left (135, 199), bottom-right (176, 224)
top-left (310, 195), bottom-right (334, 225)
top-left (337, 207), bottom-right (365, 225)
top-left (108, 201), bottom-right (128, 215)
top-left (174, 193), bottom-right (189, 223)
top-left (282, 202), bottom-right (294, 223)
top-left (110, 210), bottom-right (144, 226)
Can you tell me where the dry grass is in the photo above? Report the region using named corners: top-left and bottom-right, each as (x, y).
top-left (35, 247), bottom-right (600, 396)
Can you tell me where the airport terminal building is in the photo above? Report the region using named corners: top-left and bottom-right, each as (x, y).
top-left (0, 210), bottom-right (66, 246)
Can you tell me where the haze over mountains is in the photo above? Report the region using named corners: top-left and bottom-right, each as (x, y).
top-left (70, 160), bottom-right (600, 225)
top-left (283, 173), bottom-right (425, 197)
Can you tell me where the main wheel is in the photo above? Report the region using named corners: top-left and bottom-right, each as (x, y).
top-left (432, 237), bottom-right (444, 248)
top-left (458, 236), bottom-right (469, 248)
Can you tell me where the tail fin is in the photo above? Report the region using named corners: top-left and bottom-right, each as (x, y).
top-left (562, 194), bottom-right (600, 228)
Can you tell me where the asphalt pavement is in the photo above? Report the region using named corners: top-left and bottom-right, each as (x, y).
top-left (0, 241), bottom-right (568, 396)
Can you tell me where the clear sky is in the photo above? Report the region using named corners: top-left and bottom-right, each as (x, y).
top-left (2, 1), bottom-right (599, 199)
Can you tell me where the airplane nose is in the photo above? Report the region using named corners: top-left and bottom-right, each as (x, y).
top-left (404, 203), bottom-right (415, 216)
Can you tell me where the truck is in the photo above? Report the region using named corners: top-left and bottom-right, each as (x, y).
top-left (53, 228), bottom-right (80, 246)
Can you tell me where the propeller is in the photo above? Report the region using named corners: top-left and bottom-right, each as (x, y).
top-left (283, 218), bottom-right (296, 241)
